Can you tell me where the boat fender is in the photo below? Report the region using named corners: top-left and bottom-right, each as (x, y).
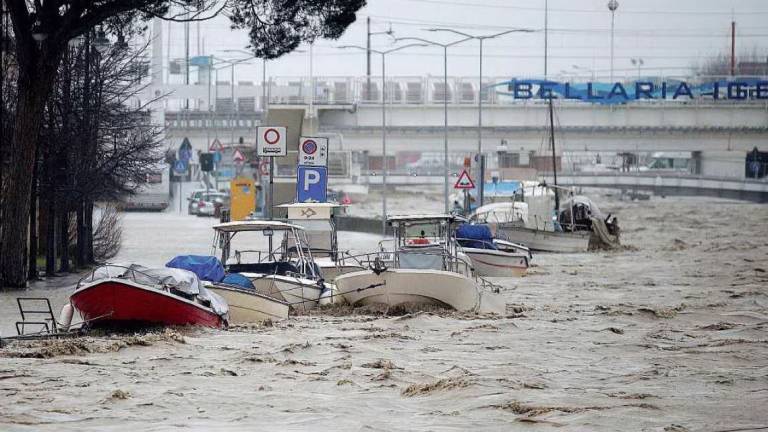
top-left (58, 303), bottom-right (74, 332)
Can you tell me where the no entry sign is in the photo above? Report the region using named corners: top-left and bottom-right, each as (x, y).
top-left (257, 126), bottom-right (287, 157)
top-left (298, 136), bottom-right (328, 167)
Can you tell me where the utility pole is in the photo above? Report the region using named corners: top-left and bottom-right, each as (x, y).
top-left (730, 20), bottom-right (736, 76)
top-left (544, 0), bottom-right (548, 78)
top-left (366, 17), bottom-right (371, 96)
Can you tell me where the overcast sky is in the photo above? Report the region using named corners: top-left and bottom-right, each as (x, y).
top-left (155, 0), bottom-right (768, 83)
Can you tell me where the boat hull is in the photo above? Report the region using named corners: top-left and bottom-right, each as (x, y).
top-left (205, 284), bottom-right (289, 324)
top-left (463, 248), bottom-right (529, 277)
top-left (241, 273), bottom-right (325, 312)
top-left (496, 225), bottom-right (590, 253)
top-left (70, 280), bottom-right (224, 328)
top-left (315, 258), bottom-right (365, 282)
top-left (335, 268), bottom-right (505, 314)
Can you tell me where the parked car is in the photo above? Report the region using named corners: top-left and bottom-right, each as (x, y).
top-left (187, 189), bottom-right (209, 215)
top-left (195, 192), bottom-right (230, 218)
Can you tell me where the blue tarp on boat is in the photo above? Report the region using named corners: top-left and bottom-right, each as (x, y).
top-left (166, 255), bottom-right (225, 283)
top-left (222, 273), bottom-right (256, 290)
top-left (456, 224), bottom-right (497, 250)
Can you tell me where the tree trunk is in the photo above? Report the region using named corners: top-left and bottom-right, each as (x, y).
top-left (0, 65), bottom-right (56, 287)
top-left (76, 201), bottom-right (85, 268)
top-left (58, 210), bottom-right (70, 273)
top-left (85, 201), bottom-right (95, 264)
top-left (27, 147), bottom-right (39, 280)
top-left (45, 192), bottom-right (56, 276)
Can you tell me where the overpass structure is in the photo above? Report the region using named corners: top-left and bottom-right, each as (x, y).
top-left (153, 75), bottom-right (768, 164)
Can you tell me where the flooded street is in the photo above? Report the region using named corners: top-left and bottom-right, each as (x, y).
top-left (1, 194), bottom-right (767, 431)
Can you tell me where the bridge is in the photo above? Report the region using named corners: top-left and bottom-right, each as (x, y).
top-left (355, 171), bottom-right (768, 203)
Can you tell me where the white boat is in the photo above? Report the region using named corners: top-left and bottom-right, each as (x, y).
top-left (456, 224), bottom-right (530, 277)
top-left (278, 203), bottom-right (364, 283)
top-left (211, 220), bottom-right (333, 313)
top-left (204, 282), bottom-right (289, 324)
top-left (472, 201), bottom-right (591, 253)
top-left (335, 214), bottom-right (506, 314)
top-left (497, 225), bottom-right (590, 253)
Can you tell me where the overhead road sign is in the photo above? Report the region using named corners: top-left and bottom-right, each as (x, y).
top-left (298, 136), bottom-right (329, 167)
top-left (454, 170), bottom-right (476, 190)
top-left (296, 166), bottom-right (328, 203)
top-left (257, 126), bottom-right (287, 157)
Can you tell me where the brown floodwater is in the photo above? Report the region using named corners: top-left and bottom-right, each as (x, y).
top-left (1, 194), bottom-right (767, 431)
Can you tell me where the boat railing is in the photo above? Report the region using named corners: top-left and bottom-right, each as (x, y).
top-left (456, 238), bottom-right (498, 251)
top-left (77, 264), bottom-right (165, 289)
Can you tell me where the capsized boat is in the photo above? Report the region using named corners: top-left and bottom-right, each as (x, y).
top-left (278, 202), bottom-right (364, 282)
top-left (69, 264), bottom-right (229, 328)
top-left (335, 214), bottom-right (506, 314)
top-left (456, 223), bottom-right (530, 277)
top-left (166, 255), bottom-right (289, 324)
top-left (212, 220), bottom-right (334, 312)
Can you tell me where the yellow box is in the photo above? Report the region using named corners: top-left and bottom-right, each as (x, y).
top-left (229, 176), bottom-right (256, 221)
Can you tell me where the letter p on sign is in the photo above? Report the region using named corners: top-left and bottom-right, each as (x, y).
top-left (296, 166), bottom-right (328, 203)
top-left (303, 170), bottom-right (321, 191)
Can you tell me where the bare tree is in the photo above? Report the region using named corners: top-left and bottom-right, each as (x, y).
top-left (0, 0), bottom-right (366, 287)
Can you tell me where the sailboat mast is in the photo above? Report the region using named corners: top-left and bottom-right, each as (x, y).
top-left (548, 98), bottom-right (559, 212)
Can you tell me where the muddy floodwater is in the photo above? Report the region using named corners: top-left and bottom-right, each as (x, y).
top-left (1, 194), bottom-right (767, 431)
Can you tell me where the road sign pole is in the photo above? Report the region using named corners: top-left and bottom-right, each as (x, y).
top-left (268, 156), bottom-right (274, 219)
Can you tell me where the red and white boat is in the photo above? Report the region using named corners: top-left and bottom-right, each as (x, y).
top-left (68, 265), bottom-right (229, 329)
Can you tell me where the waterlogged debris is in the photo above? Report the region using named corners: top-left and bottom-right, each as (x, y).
top-left (106, 389), bottom-right (131, 401)
top-left (361, 359), bottom-right (400, 370)
top-left (605, 327), bottom-right (625, 335)
top-left (401, 377), bottom-right (473, 397)
top-left (488, 400), bottom-right (660, 417)
top-left (337, 379), bottom-right (354, 386)
top-left (637, 304), bottom-right (686, 319)
top-left (699, 322), bottom-right (738, 331)
top-left (0, 329), bottom-right (186, 359)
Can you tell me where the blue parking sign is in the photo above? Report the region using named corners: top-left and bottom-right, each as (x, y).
top-left (296, 166), bottom-right (328, 203)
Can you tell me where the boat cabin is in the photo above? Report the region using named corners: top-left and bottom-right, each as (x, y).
top-left (277, 202), bottom-right (346, 260)
top-left (386, 214), bottom-right (470, 275)
top-left (211, 220), bottom-right (321, 280)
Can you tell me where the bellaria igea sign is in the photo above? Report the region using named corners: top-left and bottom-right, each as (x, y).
top-left (497, 79), bottom-right (768, 104)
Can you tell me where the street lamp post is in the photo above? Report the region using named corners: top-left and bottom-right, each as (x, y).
top-left (395, 36), bottom-right (472, 214)
top-left (608, 0), bottom-right (619, 83)
top-left (338, 43), bottom-right (427, 235)
top-left (427, 28), bottom-right (533, 208)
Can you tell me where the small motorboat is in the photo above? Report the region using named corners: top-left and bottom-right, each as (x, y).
top-left (278, 202), bottom-right (364, 282)
top-left (335, 214), bottom-right (506, 314)
top-left (165, 255), bottom-right (289, 325)
top-left (69, 264), bottom-right (229, 328)
top-left (456, 223), bottom-right (530, 278)
top-left (211, 220), bottom-right (334, 312)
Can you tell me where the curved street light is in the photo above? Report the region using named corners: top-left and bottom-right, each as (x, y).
top-left (394, 36), bottom-right (472, 213)
top-left (426, 28), bottom-right (534, 207)
top-left (338, 43), bottom-right (428, 234)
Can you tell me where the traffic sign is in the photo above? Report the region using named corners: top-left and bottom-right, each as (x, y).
top-left (179, 137), bottom-right (192, 162)
top-left (296, 166), bottom-right (328, 203)
top-left (257, 126), bottom-right (287, 157)
top-left (454, 170), bottom-right (475, 189)
top-left (173, 159), bottom-right (188, 176)
top-left (209, 138), bottom-right (224, 152)
top-left (298, 136), bottom-right (328, 167)
top-left (233, 149), bottom-right (246, 163)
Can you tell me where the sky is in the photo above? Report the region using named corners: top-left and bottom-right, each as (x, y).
top-left (152, 0), bottom-right (768, 84)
